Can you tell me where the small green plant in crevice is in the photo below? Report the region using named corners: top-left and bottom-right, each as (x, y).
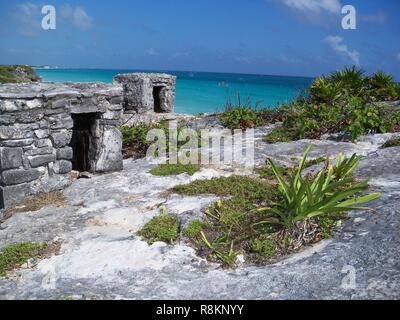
top-left (250, 237), bottom-right (277, 259)
top-left (0, 242), bottom-right (48, 277)
top-left (137, 215), bottom-right (179, 245)
top-left (183, 220), bottom-right (205, 238)
top-left (150, 163), bottom-right (200, 176)
top-left (381, 137), bottom-right (400, 149)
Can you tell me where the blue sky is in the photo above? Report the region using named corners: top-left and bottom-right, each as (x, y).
top-left (0, 0), bottom-right (399, 78)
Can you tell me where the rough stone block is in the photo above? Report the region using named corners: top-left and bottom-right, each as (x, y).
top-left (35, 139), bottom-right (53, 148)
top-left (1, 168), bottom-right (41, 186)
top-left (0, 147), bottom-right (23, 170)
top-left (94, 129), bottom-right (123, 172)
top-left (48, 114), bottom-right (74, 130)
top-left (51, 98), bottom-right (71, 109)
top-left (0, 183), bottom-right (32, 209)
top-left (110, 96), bottom-right (124, 105)
top-left (0, 115), bottom-right (15, 125)
top-left (28, 154), bottom-right (56, 168)
top-left (0, 125), bottom-right (34, 140)
top-left (34, 129), bottom-right (50, 139)
top-left (0, 139), bottom-right (34, 148)
top-left (102, 109), bottom-right (123, 120)
top-left (25, 146), bottom-right (53, 156)
top-left (54, 160), bottom-right (72, 174)
top-left (51, 131), bottom-right (72, 148)
top-left (56, 147), bottom-right (73, 160)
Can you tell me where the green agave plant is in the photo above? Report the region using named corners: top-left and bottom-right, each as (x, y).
top-left (257, 146), bottom-right (381, 228)
top-left (370, 71), bottom-right (395, 89)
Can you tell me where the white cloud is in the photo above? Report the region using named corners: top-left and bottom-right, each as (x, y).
top-left (60, 4), bottom-right (93, 30)
top-left (14, 3), bottom-right (42, 36)
top-left (325, 35), bottom-right (360, 66)
top-left (145, 48), bottom-right (159, 56)
top-left (279, 0), bottom-right (341, 15)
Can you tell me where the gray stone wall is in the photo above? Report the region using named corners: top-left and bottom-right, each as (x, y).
top-left (0, 82), bottom-right (124, 208)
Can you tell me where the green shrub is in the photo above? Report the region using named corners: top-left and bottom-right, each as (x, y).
top-left (256, 146), bottom-right (380, 228)
top-left (0, 65), bottom-right (40, 84)
top-left (120, 124), bottom-right (157, 159)
top-left (138, 215), bottom-right (179, 245)
top-left (120, 122), bottom-right (201, 159)
top-left (264, 68), bottom-right (400, 143)
top-left (219, 107), bottom-right (260, 130)
top-left (0, 242), bottom-right (47, 276)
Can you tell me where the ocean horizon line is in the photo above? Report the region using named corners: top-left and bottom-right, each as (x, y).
top-left (35, 67), bottom-right (316, 80)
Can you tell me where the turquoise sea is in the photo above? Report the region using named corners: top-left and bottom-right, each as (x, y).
top-left (37, 69), bottom-right (313, 115)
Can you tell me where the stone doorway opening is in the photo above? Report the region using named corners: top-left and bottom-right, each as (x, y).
top-left (153, 86), bottom-right (164, 113)
top-left (70, 113), bottom-right (98, 172)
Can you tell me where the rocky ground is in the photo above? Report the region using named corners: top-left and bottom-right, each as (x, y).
top-left (0, 126), bottom-right (399, 300)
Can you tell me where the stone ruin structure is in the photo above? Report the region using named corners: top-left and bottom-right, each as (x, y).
top-left (114, 73), bottom-right (176, 114)
top-left (0, 73), bottom-right (176, 208)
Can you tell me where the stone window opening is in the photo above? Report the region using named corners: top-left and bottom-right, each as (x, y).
top-left (153, 86), bottom-right (165, 113)
top-left (70, 113), bottom-right (98, 172)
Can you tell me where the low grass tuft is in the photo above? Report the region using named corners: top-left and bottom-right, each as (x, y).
top-left (138, 215), bottom-right (179, 245)
top-left (0, 242), bottom-right (48, 277)
top-left (183, 220), bottom-right (205, 238)
top-left (150, 163), bottom-right (200, 176)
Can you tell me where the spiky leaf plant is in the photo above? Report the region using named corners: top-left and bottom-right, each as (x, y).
top-left (257, 146), bottom-right (380, 228)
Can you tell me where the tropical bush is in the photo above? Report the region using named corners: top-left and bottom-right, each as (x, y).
top-left (120, 123), bottom-right (158, 159)
top-left (219, 107), bottom-right (260, 130)
top-left (264, 68), bottom-right (400, 142)
top-left (219, 107), bottom-right (287, 130)
top-left (256, 146), bottom-right (380, 228)
top-left (120, 122), bottom-right (201, 159)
